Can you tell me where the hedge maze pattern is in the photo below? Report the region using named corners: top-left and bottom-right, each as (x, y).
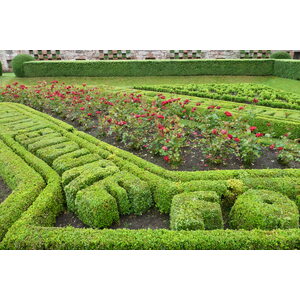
top-left (0, 102), bottom-right (299, 249)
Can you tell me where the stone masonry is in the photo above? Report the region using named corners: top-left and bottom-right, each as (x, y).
top-left (0, 50), bottom-right (297, 72)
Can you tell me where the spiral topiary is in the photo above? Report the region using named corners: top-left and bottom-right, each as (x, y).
top-left (270, 51), bottom-right (292, 59)
top-left (12, 54), bottom-right (35, 77)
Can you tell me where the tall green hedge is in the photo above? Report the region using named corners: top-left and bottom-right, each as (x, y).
top-left (273, 60), bottom-right (300, 80)
top-left (23, 59), bottom-right (275, 77)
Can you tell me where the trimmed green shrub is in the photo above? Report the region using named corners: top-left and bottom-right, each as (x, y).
top-left (270, 51), bottom-right (291, 59)
top-left (229, 189), bottom-right (299, 230)
top-left (170, 191), bottom-right (223, 230)
top-left (274, 60), bottom-right (300, 80)
top-left (23, 59), bottom-right (275, 77)
top-left (12, 54), bottom-right (35, 77)
top-left (76, 183), bottom-right (119, 228)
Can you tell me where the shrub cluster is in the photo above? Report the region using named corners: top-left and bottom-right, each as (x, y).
top-left (229, 189), bottom-right (299, 230)
top-left (270, 51), bottom-right (292, 59)
top-left (12, 54), bottom-right (35, 77)
top-left (22, 59), bottom-right (275, 77)
top-left (136, 83), bottom-right (300, 110)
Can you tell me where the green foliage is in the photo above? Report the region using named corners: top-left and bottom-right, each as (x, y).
top-left (274, 60), bottom-right (300, 80)
top-left (270, 52), bottom-right (292, 59)
top-left (76, 183), bottom-right (120, 228)
top-left (229, 189), bottom-right (299, 230)
top-left (22, 59), bottom-right (275, 77)
top-left (170, 191), bottom-right (223, 230)
top-left (12, 54), bottom-right (35, 77)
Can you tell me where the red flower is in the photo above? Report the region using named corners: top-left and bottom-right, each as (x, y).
top-left (80, 107), bottom-right (85, 111)
top-left (216, 106), bottom-right (221, 109)
top-left (253, 98), bottom-right (259, 103)
top-left (157, 115), bottom-right (165, 119)
top-left (249, 126), bottom-right (257, 132)
top-left (234, 137), bottom-right (240, 142)
top-left (277, 147), bottom-right (284, 151)
top-left (96, 111), bottom-right (101, 114)
top-left (163, 156), bottom-right (170, 162)
top-left (269, 144), bottom-right (275, 150)
top-left (284, 133), bottom-right (289, 137)
top-left (220, 129), bottom-right (228, 135)
top-left (82, 83), bottom-right (87, 87)
top-left (196, 102), bottom-right (201, 106)
top-left (162, 146), bottom-right (168, 151)
top-left (227, 134), bottom-right (233, 139)
top-left (160, 96), bottom-right (166, 99)
top-left (50, 80), bottom-right (58, 84)
top-left (255, 133), bottom-right (264, 137)
top-left (207, 105), bottom-right (215, 109)
top-left (224, 111), bottom-right (232, 117)
top-left (191, 107), bottom-right (197, 112)
top-left (238, 106), bottom-right (244, 110)
top-left (87, 113), bottom-right (92, 116)
top-left (211, 129), bottom-right (218, 135)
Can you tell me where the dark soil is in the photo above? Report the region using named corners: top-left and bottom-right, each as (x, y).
top-left (0, 177), bottom-right (11, 203)
top-left (56, 208), bottom-right (170, 230)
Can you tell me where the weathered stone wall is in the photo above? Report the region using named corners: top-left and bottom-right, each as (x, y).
top-left (0, 50), bottom-right (297, 72)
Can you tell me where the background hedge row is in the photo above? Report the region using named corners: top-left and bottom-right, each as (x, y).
top-left (274, 60), bottom-right (300, 80)
top-left (22, 59), bottom-right (275, 77)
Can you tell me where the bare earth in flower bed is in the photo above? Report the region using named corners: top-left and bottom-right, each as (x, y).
top-left (56, 209), bottom-right (170, 230)
top-left (0, 177), bottom-right (11, 203)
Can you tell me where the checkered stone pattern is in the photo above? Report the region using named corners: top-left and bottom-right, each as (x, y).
top-left (99, 50), bottom-right (132, 60)
top-left (169, 50), bottom-right (202, 59)
top-left (239, 50), bottom-right (272, 59)
top-left (29, 50), bottom-right (62, 60)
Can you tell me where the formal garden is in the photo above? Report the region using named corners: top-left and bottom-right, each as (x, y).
top-left (0, 53), bottom-right (299, 249)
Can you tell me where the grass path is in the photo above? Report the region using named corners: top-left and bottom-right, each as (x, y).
top-left (1, 73), bottom-right (300, 94)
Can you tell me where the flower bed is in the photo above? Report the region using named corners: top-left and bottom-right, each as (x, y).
top-left (1, 82), bottom-right (299, 167)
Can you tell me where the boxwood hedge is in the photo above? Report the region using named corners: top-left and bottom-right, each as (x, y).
top-left (22, 59), bottom-right (275, 77)
top-left (0, 102), bottom-right (299, 250)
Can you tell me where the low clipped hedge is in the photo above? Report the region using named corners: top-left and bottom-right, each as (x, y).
top-left (0, 102), bottom-right (299, 249)
top-left (229, 190), bottom-right (299, 230)
top-left (274, 60), bottom-right (300, 80)
top-left (22, 59), bottom-right (275, 77)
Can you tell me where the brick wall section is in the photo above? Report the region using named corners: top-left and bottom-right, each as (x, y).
top-left (0, 50), bottom-right (297, 72)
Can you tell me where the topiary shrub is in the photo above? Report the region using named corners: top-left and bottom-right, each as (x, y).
top-left (270, 51), bottom-right (291, 59)
top-left (170, 191), bottom-right (223, 230)
top-left (229, 189), bottom-right (299, 230)
top-left (12, 54), bottom-right (35, 77)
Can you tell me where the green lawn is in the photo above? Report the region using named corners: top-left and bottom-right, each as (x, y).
top-left (1, 73), bottom-right (300, 95)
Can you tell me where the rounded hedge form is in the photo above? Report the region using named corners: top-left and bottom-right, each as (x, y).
top-left (229, 189), bottom-right (299, 230)
top-left (12, 54), bottom-right (35, 77)
top-left (270, 51), bottom-right (292, 59)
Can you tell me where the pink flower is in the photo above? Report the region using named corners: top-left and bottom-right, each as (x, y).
top-left (162, 146), bottom-right (168, 151)
top-left (224, 111), bottom-right (232, 117)
top-left (255, 133), bottom-right (264, 137)
top-left (220, 129), bottom-right (228, 135)
top-left (234, 137), bottom-right (240, 142)
top-left (80, 107), bottom-right (85, 111)
top-left (211, 129), bottom-right (218, 135)
top-left (96, 111), bottom-right (101, 114)
top-left (249, 126), bottom-right (257, 132)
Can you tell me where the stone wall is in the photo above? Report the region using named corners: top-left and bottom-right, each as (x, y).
top-left (0, 50), bottom-right (297, 72)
